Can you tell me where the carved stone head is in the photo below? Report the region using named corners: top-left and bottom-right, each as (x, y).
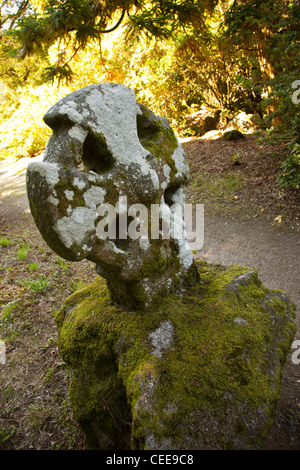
top-left (26, 83), bottom-right (198, 308)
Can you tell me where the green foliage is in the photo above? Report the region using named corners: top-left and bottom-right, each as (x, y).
top-left (42, 63), bottom-right (73, 84)
top-left (21, 275), bottom-right (51, 293)
top-left (12, 12), bottom-right (48, 55)
top-left (0, 0), bottom-right (298, 189)
top-left (221, 0), bottom-right (300, 187)
top-left (0, 5), bottom-right (48, 124)
top-left (277, 144), bottom-right (300, 189)
top-left (267, 73), bottom-right (300, 138)
top-left (0, 300), bottom-right (20, 323)
top-left (28, 262), bottom-right (39, 271)
top-left (103, 22), bottom-right (260, 136)
top-left (0, 82), bottom-right (70, 158)
top-left (0, 237), bottom-right (11, 247)
top-left (17, 243), bottom-right (29, 260)
top-left (126, 0), bottom-right (218, 39)
top-left (2, 0), bottom-right (220, 84)
top-left (6, 0), bottom-right (131, 80)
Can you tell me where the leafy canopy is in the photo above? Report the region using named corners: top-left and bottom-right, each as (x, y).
top-left (0, 0), bottom-right (299, 188)
top-left (3, 0), bottom-right (219, 81)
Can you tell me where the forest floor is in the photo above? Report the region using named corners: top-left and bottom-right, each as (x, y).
top-left (0, 132), bottom-right (299, 450)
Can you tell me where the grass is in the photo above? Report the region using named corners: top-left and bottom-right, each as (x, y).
top-left (17, 244), bottom-right (29, 260)
top-left (201, 172), bottom-right (245, 196)
top-left (0, 300), bottom-right (20, 323)
top-left (0, 237), bottom-right (11, 247)
top-left (54, 257), bottom-right (68, 269)
top-left (21, 276), bottom-right (51, 293)
top-left (68, 278), bottom-right (84, 293)
top-left (28, 263), bottom-right (39, 271)
top-left (0, 229), bottom-right (93, 449)
top-left (230, 152), bottom-right (243, 166)
top-left (190, 171), bottom-right (246, 212)
top-left (0, 300), bottom-right (22, 341)
top-left (0, 428), bottom-right (16, 448)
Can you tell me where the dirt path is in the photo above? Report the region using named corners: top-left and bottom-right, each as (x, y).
top-left (198, 213), bottom-right (300, 328)
top-left (0, 146), bottom-right (299, 449)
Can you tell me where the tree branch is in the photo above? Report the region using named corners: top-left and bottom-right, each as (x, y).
top-left (98, 8), bottom-right (126, 34)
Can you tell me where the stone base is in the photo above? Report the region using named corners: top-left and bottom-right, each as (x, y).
top-left (55, 261), bottom-right (296, 450)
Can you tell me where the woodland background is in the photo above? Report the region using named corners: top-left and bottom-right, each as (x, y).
top-left (0, 0), bottom-right (299, 189)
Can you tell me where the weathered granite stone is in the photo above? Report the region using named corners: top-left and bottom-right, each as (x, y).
top-left (26, 83), bottom-right (198, 309)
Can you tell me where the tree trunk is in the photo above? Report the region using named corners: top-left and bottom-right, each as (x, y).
top-left (257, 32), bottom-right (280, 127)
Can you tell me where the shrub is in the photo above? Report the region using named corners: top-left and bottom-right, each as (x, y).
top-left (0, 83), bottom-right (69, 159)
top-left (277, 143), bottom-right (300, 189)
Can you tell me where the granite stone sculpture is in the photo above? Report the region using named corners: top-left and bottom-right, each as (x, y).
top-left (26, 83), bottom-right (199, 308)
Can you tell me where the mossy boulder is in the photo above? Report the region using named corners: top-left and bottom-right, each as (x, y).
top-left (183, 109), bottom-right (221, 137)
top-left (221, 130), bottom-right (245, 141)
top-left (55, 261), bottom-right (296, 450)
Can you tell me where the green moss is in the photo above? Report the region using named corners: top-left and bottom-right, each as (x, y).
top-left (140, 241), bottom-right (179, 278)
top-left (106, 276), bottom-right (149, 310)
top-left (101, 178), bottom-right (121, 207)
top-left (55, 261), bottom-right (297, 450)
top-left (137, 104), bottom-right (178, 177)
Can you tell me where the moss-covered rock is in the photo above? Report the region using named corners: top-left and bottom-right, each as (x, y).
top-left (55, 261), bottom-right (296, 450)
top-left (221, 129), bottom-right (245, 141)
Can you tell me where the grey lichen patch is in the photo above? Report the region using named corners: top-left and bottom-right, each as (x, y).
top-left (54, 180), bottom-right (86, 218)
top-left (134, 362), bottom-right (159, 414)
top-left (68, 124), bottom-right (88, 143)
top-left (27, 160), bottom-right (60, 187)
top-left (73, 176), bottom-right (87, 190)
top-left (234, 317), bottom-right (248, 326)
top-left (53, 206), bottom-right (97, 249)
top-left (171, 144), bottom-right (190, 181)
top-left (149, 320), bottom-right (174, 357)
top-left (47, 194), bottom-right (59, 206)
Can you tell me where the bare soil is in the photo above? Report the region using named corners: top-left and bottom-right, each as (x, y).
top-left (0, 133), bottom-right (299, 450)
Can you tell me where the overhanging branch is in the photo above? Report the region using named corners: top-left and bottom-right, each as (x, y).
top-left (98, 8), bottom-right (126, 34)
